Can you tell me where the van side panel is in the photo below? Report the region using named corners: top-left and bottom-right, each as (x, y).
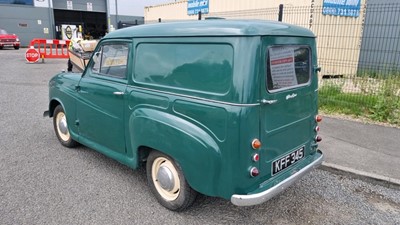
top-left (128, 106), bottom-right (223, 195)
top-left (125, 37), bottom-right (262, 198)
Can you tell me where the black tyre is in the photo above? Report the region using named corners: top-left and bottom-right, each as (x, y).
top-left (53, 105), bottom-right (78, 148)
top-left (14, 46), bottom-right (19, 50)
top-left (146, 151), bottom-right (197, 211)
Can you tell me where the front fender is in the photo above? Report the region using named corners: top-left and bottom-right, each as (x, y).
top-left (129, 108), bottom-right (222, 196)
top-left (47, 73), bottom-right (81, 141)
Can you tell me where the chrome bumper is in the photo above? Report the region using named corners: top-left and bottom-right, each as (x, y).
top-left (231, 151), bottom-right (324, 206)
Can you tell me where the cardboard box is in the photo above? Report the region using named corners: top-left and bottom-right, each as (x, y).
top-left (79, 40), bottom-right (98, 52)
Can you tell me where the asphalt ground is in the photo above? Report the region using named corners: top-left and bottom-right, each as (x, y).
top-left (0, 49), bottom-right (399, 224)
top-left (319, 116), bottom-right (400, 186)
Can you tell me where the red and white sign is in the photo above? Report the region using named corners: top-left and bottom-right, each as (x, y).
top-left (269, 47), bottom-right (297, 88)
top-left (25, 47), bottom-right (40, 63)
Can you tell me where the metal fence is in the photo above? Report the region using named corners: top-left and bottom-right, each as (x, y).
top-left (145, 3), bottom-right (400, 121)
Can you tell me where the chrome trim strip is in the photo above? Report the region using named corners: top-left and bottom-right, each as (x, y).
top-left (231, 151), bottom-right (324, 206)
top-left (128, 85), bottom-right (260, 107)
top-left (113, 91), bottom-right (125, 95)
top-left (261, 99), bottom-right (278, 104)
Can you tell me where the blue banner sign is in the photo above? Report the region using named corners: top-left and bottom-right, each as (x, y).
top-left (187, 0), bottom-right (209, 15)
top-left (322, 0), bottom-right (361, 17)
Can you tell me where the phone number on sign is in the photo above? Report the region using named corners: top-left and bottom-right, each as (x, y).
top-left (323, 7), bottom-right (360, 17)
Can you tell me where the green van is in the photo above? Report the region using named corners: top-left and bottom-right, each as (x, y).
top-left (44, 20), bottom-right (324, 211)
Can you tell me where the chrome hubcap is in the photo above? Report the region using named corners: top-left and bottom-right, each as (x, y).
top-left (152, 157), bottom-right (180, 201)
top-left (58, 117), bottom-right (68, 135)
top-left (56, 111), bottom-right (70, 142)
top-left (157, 165), bottom-right (175, 191)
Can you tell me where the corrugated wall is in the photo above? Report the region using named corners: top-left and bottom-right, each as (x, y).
top-left (358, 0), bottom-right (400, 73)
top-left (52, 0), bottom-right (106, 12)
top-left (0, 5), bottom-right (54, 46)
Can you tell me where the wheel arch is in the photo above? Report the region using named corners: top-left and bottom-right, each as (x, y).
top-left (130, 108), bottom-right (223, 197)
top-left (48, 98), bottom-right (79, 142)
top-left (48, 99), bottom-right (62, 118)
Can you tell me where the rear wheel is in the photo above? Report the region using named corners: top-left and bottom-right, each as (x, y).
top-left (146, 151), bottom-right (197, 211)
top-left (14, 46), bottom-right (19, 50)
top-left (53, 105), bottom-right (78, 148)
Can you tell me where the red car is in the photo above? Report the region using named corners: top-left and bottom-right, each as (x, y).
top-left (0, 29), bottom-right (20, 50)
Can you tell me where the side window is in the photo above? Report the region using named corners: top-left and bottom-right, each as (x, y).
top-left (91, 43), bottom-right (129, 79)
top-left (134, 43), bottom-right (233, 94)
top-left (266, 46), bottom-right (311, 92)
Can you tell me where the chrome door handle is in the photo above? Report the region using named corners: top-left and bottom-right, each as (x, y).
top-left (261, 99), bottom-right (278, 104)
top-left (113, 91), bottom-right (124, 95)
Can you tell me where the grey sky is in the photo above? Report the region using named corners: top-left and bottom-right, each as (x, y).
top-left (111, 0), bottom-right (178, 16)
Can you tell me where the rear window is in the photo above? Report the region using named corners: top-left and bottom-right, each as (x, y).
top-left (266, 46), bottom-right (311, 92)
top-left (134, 43), bottom-right (233, 94)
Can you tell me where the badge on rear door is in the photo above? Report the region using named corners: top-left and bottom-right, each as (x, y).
top-left (272, 146), bottom-right (304, 176)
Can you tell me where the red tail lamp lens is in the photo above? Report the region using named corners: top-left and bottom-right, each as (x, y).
top-left (315, 135), bottom-right (322, 142)
top-left (315, 115), bottom-right (323, 123)
top-left (315, 126), bottom-right (320, 132)
top-left (252, 139), bottom-right (261, 150)
top-left (250, 167), bottom-right (259, 177)
top-left (252, 154), bottom-right (259, 162)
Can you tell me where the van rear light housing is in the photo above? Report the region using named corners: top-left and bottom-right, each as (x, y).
top-left (250, 167), bottom-right (259, 177)
top-left (315, 126), bottom-right (320, 132)
top-left (251, 139), bottom-right (261, 150)
top-left (315, 135), bottom-right (322, 142)
top-left (252, 154), bottom-right (259, 162)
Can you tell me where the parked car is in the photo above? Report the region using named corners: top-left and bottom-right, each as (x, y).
top-left (0, 29), bottom-right (20, 50)
top-left (44, 20), bottom-right (324, 211)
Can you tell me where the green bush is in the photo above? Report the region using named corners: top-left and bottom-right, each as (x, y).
top-left (319, 74), bottom-right (400, 126)
top-left (368, 76), bottom-right (400, 124)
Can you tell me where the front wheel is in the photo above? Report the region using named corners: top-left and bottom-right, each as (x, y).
top-left (146, 151), bottom-right (197, 211)
top-left (53, 105), bottom-right (78, 148)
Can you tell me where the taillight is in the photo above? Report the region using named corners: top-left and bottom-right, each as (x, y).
top-left (250, 139), bottom-right (261, 177)
top-left (315, 126), bottom-right (320, 132)
top-left (252, 154), bottom-right (259, 162)
top-left (251, 139), bottom-right (261, 150)
top-left (315, 135), bottom-right (322, 142)
top-left (314, 115), bottom-right (322, 143)
top-left (250, 167), bottom-right (259, 177)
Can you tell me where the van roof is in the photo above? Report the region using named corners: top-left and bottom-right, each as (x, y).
top-left (105, 20), bottom-right (315, 38)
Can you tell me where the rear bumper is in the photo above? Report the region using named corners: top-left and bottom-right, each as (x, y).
top-left (231, 150), bottom-right (324, 206)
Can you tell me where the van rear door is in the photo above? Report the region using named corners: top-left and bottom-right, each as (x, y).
top-left (259, 36), bottom-right (318, 178)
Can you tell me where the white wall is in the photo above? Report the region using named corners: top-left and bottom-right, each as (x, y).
top-left (144, 0), bottom-right (367, 76)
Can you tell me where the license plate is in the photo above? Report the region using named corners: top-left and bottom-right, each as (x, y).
top-left (272, 146), bottom-right (304, 176)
